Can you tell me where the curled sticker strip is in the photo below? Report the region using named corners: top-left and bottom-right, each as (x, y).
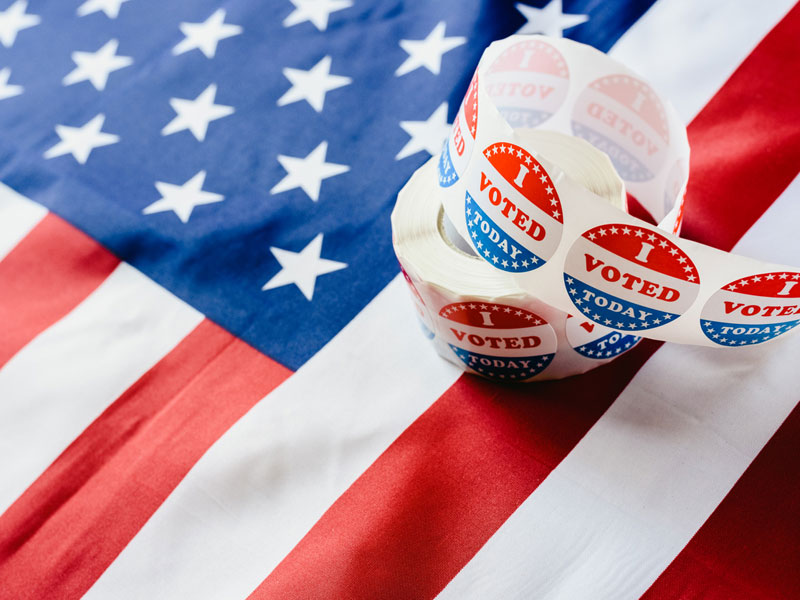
top-left (430, 34), bottom-right (800, 349)
top-left (392, 133), bottom-right (641, 382)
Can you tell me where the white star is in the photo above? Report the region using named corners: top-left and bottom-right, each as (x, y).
top-left (395, 21), bottom-right (465, 77)
top-left (0, 0), bottom-right (39, 48)
top-left (515, 0), bottom-right (588, 37)
top-left (142, 170), bottom-right (223, 223)
top-left (277, 55), bottom-right (351, 113)
top-left (270, 141), bottom-right (349, 202)
top-left (173, 9), bottom-right (242, 59)
top-left (0, 68), bottom-right (22, 100)
top-left (262, 234), bottom-right (347, 300)
top-left (43, 113), bottom-right (119, 164)
top-left (396, 102), bottom-right (451, 160)
top-left (63, 39), bottom-right (132, 91)
top-left (77, 0), bottom-right (130, 19)
top-left (161, 83), bottom-right (234, 142)
top-left (283, 0), bottom-right (352, 31)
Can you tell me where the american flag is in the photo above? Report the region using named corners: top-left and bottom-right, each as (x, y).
top-left (0, 0), bottom-right (798, 597)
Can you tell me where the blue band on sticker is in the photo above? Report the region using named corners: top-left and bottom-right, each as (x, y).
top-left (571, 122), bottom-right (653, 182)
top-left (498, 108), bottom-right (552, 129)
top-left (438, 141), bottom-right (458, 188)
top-left (564, 275), bottom-right (678, 330)
top-left (701, 319), bottom-right (800, 347)
top-left (448, 344), bottom-right (554, 381)
top-left (573, 330), bottom-right (641, 359)
top-left (466, 192), bottom-right (544, 272)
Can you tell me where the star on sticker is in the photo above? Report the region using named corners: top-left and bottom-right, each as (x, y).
top-left (395, 21), bottom-right (465, 77)
top-left (173, 9), bottom-right (242, 59)
top-left (161, 84), bottom-right (234, 142)
top-left (0, 0), bottom-right (39, 48)
top-left (262, 234), bottom-right (347, 300)
top-left (63, 39), bottom-right (132, 91)
top-left (142, 170), bottom-right (223, 223)
top-left (43, 113), bottom-right (119, 164)
top-left (283, 0), bottom-right (352, 31)
top-left (271, 141), bottom-right (349, 202)
top-left (515, 0), bottom-right (588, 37)
top-left (0, 68), bottom-right (22, 100)
top-left (277, 55), bottom-right (351, 113)
top-left (77, 0), bottom-right (130, 19)
top-left (396, 102), bottom-right (451, 160)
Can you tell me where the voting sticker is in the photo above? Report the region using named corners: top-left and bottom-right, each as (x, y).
top-left (438, 301), bottom-right (557, 381)
top-left (571, 74), bottom-right (669, 182)
top-left (700, 272), bottom-right (800, 346)
top-left (565, 314), bottom-right (641, 359)
top-left (485, 38), bottom-right (570, 128)
top-left (465, 142), bottom-right (563, 273)
top-left (563, 224), bottom-right (700, 331)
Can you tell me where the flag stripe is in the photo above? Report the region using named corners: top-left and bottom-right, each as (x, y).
top-left (249, 343), bottom-right (661, 600)
top-left (0, 262), bottom-right (203, 515)
top-left (0, 183), bottom-right (47, 262)
top-left (680, 1), bottom-right (800, 251)
top-left (641, 401), bottom-right (800, 599)
top-left (438, 175), bottom-right (800, 599)
top-left (82, 276), bottom-right (462, 600)
top-left (0, 319), bottom-right (291, 600)
top-left (0, 213), bottom-right (119, 368)
top-left (249, 5), bottom-right (800, 598)
top-left (610, 0), bottom-right (796, 122)
top-left (639, 172), bottom-right (800, 598)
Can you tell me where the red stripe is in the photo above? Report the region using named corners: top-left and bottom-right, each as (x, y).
top-left (0, 214), bottom-right (119, 368)
top-left (249, 9), bottom-right (800, 600)
top-left (681, 3), bottom-right (800, 250)
top-left (626, 192), bottom-right (657, 225)
top-left (250, 343), bottom-right (660, 600)
top-left (642, 400), bottom-right (800, 600)
top-left (0, 319), bottom-right (291, 600)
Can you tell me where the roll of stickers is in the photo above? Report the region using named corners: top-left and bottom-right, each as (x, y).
top-left (393, 34), bottom-right (800, 382)
top-left (429, 35), bottom-right (800, 349)
top-left (393, 131), bottom-right (644, 382)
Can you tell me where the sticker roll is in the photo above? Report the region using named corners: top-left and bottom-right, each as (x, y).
top-left (393, 131), bottom-right (643, 382)
top-left (432, 35), bottom-right (800, 348)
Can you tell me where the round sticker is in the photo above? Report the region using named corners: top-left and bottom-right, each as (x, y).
top-left (485, 39), bottom-right (569, 128)
top-left (563, 224), bottom-right (700, 331)
top-left (438, 72), bottom-right (479, 188)
top-left (571, 74), bottom-right (669, 182)
top-left (438, 301), bottom-right (557, 380)
top-left (565, 314), bottom-right (641, 359)
top-left (700, 272), bottom-right (800, 346)
top-left (465, 142), bottom-right (564, 272)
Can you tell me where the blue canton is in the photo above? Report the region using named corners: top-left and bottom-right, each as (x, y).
top-left (0, 0), bottom-right (656, 369)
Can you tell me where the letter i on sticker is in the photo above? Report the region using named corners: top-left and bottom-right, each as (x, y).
top-left (438, 301), bottom-right (557, 381)
top-left (700, 272), bottom-right (800, 346)
top-left (563, 224), bottom-right (700, 331)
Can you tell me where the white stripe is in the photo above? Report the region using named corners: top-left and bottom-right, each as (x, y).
top-left (0, 182), bottom-right (47, 262)
top-left (84, 275), bottom-right (462, 600)
top-left (0, 263), bottom-right (203, 514)
top-left (609, 0), bottom-right (796, 121)
top-left (82, 1), bottom-right (794, 597)
top-left (437, 174), bottom-right (800, 598)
